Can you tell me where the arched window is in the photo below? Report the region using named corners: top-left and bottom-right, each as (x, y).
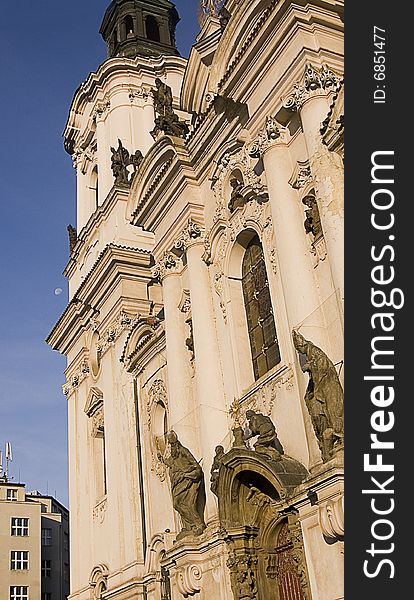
top-left (146, 15), bottom-right (161, 42)
top-left (124, 15), bottom-right (134, 36)
top-left (242, 234), bottom-right (281, 380)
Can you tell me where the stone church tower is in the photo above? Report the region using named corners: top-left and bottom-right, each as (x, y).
top-left (48, 1), bottom-right (344, 599)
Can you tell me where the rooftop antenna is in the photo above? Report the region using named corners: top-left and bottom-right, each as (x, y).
top-left (2, 442), bottom-right (13, 482)
top-left (0, 449), bottom-right (3, 480)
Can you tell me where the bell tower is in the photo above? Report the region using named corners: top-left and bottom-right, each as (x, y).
top-left (100, 0), bottom-right (180, 59)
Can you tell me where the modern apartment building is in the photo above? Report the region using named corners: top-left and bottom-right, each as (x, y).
top-left (0, 481), bottom-right (70, 600)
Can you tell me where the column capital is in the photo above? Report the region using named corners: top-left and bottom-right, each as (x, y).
top-left (249, 116), bottom-right (290, 159)
top-left (152, 251), bottom-right (182, 281)
top-left (174, 219), bottom-right (204, 253)
top-left (283, 63), bottom-right (341, 112)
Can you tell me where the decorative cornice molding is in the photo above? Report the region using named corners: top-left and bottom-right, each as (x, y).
top-left (62, 310), bottom-right (138, 397)
top-left (283, 63), bottom-right (341, 112)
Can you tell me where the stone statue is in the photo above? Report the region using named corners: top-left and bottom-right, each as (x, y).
top-left (158, 431), bottom-right (206, 540)
top-left (292, 331), bottom-right (344, 461)
top-left (244, 411), bottom-right (284, 461)
top-left (110, 139), bottom-right (131, 186)
top-left (130, 149), bottom-right (144, 171)
top-left (302, 194), bottom-right (322, 238)
top-left (210, 445), bottom-right (225, 496)
top-left (228, 177), bottom-right (245, 212)
top-left (151, 78), bottom-right (189, 139)
top-left (67, 224), bottom-right (77, 254)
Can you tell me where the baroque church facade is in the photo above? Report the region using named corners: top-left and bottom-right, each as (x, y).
top-left (47, 1), bottom-right (344, 599)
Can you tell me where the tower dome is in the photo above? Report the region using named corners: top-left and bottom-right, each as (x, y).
top-left (100, 0), bottom-right (180, 59)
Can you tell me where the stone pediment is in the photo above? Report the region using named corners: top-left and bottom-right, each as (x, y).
top-left (214, 445), bottom-right (309, 530)
top-left (84, 387), bottom-right (104, 417)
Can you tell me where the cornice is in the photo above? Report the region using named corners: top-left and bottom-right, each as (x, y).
top-left (64, 54), bottom-right (188, 146)
top-left (47, 244), bottom-right (152, 353)
top-left (64, 186), bottom-right (130, 278)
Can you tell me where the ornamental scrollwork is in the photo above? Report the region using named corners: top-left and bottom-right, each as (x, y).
top-left (63, 359), bottom-right (90, 397)
top-left (152, 252), bottom-right (182, 281)
top-left (283, 63), bottom-right (341, 112)
top-left (176, 563), bottom-right (203, 597)
top-left (249, 116), bottom-right (288, 159)
top-left (212, 146), bottom-right (264, 223)
top-left (174, 219), bottom-right (204, 253)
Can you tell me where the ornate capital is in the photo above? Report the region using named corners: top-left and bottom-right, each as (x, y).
top-left (152, 252), bottom-right (181, 281)
top-left (174, 219), bottom-right (204, 253)
top-left (249, 116), bottom-right (289, 158)
top-left (283, 63), bottom-right (341, 112)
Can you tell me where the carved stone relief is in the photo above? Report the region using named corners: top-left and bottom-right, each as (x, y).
top-left (228, 367), bottom-right (294, 425)
top-left (146, 379), bottom-right (169, 481)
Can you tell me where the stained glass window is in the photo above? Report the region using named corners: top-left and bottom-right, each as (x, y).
top-left (242, 235), bottom-right (281, 380)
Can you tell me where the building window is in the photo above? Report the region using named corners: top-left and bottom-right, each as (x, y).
top-left (242, 234), bottom-right (281, 380)
top-left (7, 489), bottom-right (18, 501)
top-left (64, 563), bottom-right (70, 582)
top-left (145, 15), bottom-right (160, 42)
top-left (11, 518), bottom-right (29, 536)
top-left (124, 15), bottom-right (134, 35)
top-left (63, 532), bottom-right (69, 552)
top-left (42, 594), bottom-right (51, 600)
top-left (10, 551), bottom-right (29, 570)
top-left (42, 560), bottom-right (52, 578)
top-left (41, 528), bottom-right (52, 546)
top-left (10, 587), bottom-right (28, 600)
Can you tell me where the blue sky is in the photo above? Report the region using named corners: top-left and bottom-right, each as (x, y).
top-left (0, 1), bottom-right (199, 507)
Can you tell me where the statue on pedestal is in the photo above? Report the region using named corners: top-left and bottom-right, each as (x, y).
top-left (110, 139), bottom-right (131, 186)
top-left (158, 431), bottom-right (206, 540)
top-left (151, 78), bottom-right (189, 139)
top-left (292, 331), bottom-right (344, 461)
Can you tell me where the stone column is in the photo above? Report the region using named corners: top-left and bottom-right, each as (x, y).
top-left (250, 119), bottom-right (325, 345)
top-left (153, 253), bottom-right (195, 450)
top-left (176, 221), bottom-right (228, 521)
top-left (95, 102), bottom-right (113, 206)
top-left (284, 63), bottom-right (344, 305)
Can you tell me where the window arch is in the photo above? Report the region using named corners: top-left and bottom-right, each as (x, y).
top-left (242, 234), bottom-right (281, 380)
top-left (145, 15), bottom-right (161, 42)
top-left (124, 15), bottom-right (134, 36)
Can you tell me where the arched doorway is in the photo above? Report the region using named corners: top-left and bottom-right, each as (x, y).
top-left (213, 446), bottom-right (311, 600)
